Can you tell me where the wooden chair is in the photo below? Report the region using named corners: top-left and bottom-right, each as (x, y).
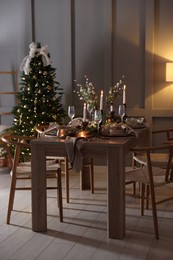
top-left (35, 124), bottom-right (94, 203)
top-left (1, 135), bottom-right (63, 224)
top-left (133, 128), bottom-right (173, 169)
top-left (132, 128), bottom-right (173, 202)
top-left (126, 143), bottom-right (173, 239)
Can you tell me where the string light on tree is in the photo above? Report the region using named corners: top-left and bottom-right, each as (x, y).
top-left (10, 42), bottom-right (66, 136)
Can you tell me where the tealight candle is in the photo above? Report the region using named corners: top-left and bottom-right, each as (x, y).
top-left (77, 131), bottom-right (88, 138)
top-left (59, 129), bottom-right (65, 138)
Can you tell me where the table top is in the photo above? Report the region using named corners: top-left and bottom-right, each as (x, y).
top-left (31, 135), bottom-right (137, 147)
top-left (31, 127), bottom-right (149, 147)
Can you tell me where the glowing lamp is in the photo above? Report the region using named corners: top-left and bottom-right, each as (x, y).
top-left (166, 63), bottom-right (173, 82)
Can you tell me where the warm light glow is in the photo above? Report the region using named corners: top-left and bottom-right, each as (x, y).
top-left (166, 63), bottom-right (173, 82)
top-left (59, 129), bottom-right (65, 137)
top-left (77, 131), bottom-right (88, 138)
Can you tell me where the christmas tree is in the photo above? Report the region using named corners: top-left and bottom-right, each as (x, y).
top-left (11, 42), bottom-right (66, 136)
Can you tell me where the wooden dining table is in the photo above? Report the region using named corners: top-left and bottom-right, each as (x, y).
top-left (31, 127), bottom-right (149, 239)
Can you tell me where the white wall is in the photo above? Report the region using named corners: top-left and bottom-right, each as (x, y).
top-left (0, 0), bottom-right (32, 125)
top-left (0, 0), bottom-right (173, 137)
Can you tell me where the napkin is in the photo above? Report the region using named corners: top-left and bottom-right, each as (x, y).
top-left (65, 136), bottom-right (87, 172)
top-left (121, 124), bottom-right (138, 138)
top-left (43, 123), bottom-right (59, 136)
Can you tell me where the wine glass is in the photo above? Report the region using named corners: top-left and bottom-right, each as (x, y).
top-left (118, 104), bottom-right (126, 122)
top-left (68, 106), bottom-right (75, 121)
top-left (94, 109), bottom-right (102, 134)
top-left (87, 104), bottom-right (94, 121)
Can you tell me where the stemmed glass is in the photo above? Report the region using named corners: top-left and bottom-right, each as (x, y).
top-left (118, 104), bottom-right (126, 122)
top-left (94, 109), bottom-right (102, 134)
top-left (68, 106), bottom-right (75, 121)
top-left (87, 104), bottom-right (94, 121)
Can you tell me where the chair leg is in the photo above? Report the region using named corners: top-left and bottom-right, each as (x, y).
top-left (89, 158), bottom-right (94, 194)
top-left (57, 168), bottom-right (63, 222)
top-left (140, 183), bottom-right (145, 216)
top-left (60, 158), bottom-right (69, 203)
top-left (64, 158), bottom-right (69, 203)
top-left (146, 185), bottom-right (150, 209)
top-left (7, 174), bottom-right (17, 224)
top-left (132, 181), bottom-right (136, 195)
top-left (150, 185), bottom-right (159, 239)
top-left (63, 157), bottom-right (94, 204)
top-left (170, 168), bottom-right (173, 180)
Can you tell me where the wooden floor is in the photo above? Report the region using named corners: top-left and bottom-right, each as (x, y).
top-left (0, 166), bottom-right (173, 259)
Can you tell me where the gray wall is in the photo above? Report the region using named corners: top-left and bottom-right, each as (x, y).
top-left (0, 0), bottom-right (173, 138)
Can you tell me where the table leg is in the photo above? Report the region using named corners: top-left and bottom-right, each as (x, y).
top-left (80, 158), bottom-right (91, 190)
top-left (107, 147), bottom-right (125, 239)
top-left (31, 144), bottom-right (47, 231)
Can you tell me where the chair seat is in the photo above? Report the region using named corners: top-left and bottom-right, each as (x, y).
top-left (46, 156), bottom-right (65, 161)
top-left (15, 162), bottom-right (60, 178)
top-left (126, 166), bottom-right (168, 186)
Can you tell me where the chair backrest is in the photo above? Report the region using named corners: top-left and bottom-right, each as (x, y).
top-left (133, 128), bottom-right (173, 169)
top-left (35, 124), bottom-right (49, 137)
top-left (152, 128), bottom-right (173, 144)
top-left (1, 135), bottom-right (34, 169)
top-left (131, 144), bottom-right (173, 182)
top-left (35, 124), bottom-right (59, 137)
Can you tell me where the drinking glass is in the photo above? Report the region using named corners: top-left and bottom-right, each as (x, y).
top-left (118, 104), bottom-right (126, 122)
top-left (68, 106), bottom-right (75, 120)
top-left (94, 109), bottom-right (102, 134)
top-left (87, 104), bottom-right (94, 121)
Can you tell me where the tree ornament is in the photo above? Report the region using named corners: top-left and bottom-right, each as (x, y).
top-left (47, 85), bottom-right (52, 90)
top-left (10, 41), bottom-right (65, 139)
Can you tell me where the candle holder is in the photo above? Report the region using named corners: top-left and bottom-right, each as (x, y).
top-left (82, 121), bottom-right (89, 130)
top-left (58, 125), bottom-right (71, 139)
top-left (77, 130), bottom-right (89, 138)
top-left (123, 103), bottom-right (127, 121)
